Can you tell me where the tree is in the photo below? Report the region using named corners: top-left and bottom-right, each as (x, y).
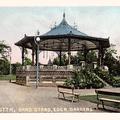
top-left (11, 62), bottom-right (22, 74)
top-left (0, 59), bottom-right (10, 75)
top-left (103, 45), bottom-right (120, 75)
top-left (53, 53), bottom-right (68, 66)
top-left (0, 40), bottom-right (10, 61)
top-left (52, 51), bottom-right (97, 66)
top-left (70, 55), bottom-right (78, 65)
top-left (24, 57), bottom-right (32, 66)
top-left (52, 57), bottom-right (59, 65)
top-left (77, 51), bottom-right (84, 61)
top-left (0, 40), bottom-right (11, 75)
top-left (71, 51), bottom-right (97, 66)
top-left (86, 51), bottom-right (97, 64)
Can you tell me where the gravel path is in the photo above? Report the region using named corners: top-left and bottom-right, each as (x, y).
top-left (0, 81), bottom-right (116, 113)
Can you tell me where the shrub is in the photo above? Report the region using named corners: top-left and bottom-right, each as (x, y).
top-left (94, 67), bottom-right (120, 87)
top-left (64, 68), bottom-right (105, 89)
top-left (112, 77), bottom-right (120, 87)
top-left (64, 78), bottom-right (72, 87)
top-left (84, 70), bottom-right (105, 88)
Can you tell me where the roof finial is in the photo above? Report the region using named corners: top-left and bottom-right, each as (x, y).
top-left (63, 12), bottom-right (65, 19)
top-left (73, 22), bottom-right (77, 29)
top-left (54, 21), bottom-right (56, 28)
top-left (24, 34), bottom-right (27, 37)
top-left (37, 29), bottom-right (40, 35)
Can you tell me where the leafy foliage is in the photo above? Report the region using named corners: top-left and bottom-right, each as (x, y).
top-left (53, 54), bottom-right (68, 65)
top-left (0, 59), bottom-right (10, 75)
top-left (86, 51), bottom-right (97, 64)
top-left (94, 67), bottom-right (120, 87)
top-left (0, 41), bottom-right (11, 75)
top-left (24, 57), bottom-right (32, 66)
top-left (53, 51), bottom-right (97, 66)
top-left (0, 40), bottom-right (11, 61)
top-left (103, 45), bottom-right (120, 76)
top-left (112, 77), bottom-right (120, 87)
top-left (11, 62), bottom-right (22, 74)
top-left (64, 69), bottom-right (105, 89)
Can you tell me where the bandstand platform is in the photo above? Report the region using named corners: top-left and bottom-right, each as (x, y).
top-left (16, 65), bottom-right (81, 86)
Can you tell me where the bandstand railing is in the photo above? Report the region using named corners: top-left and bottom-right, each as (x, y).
top-left (16, 65), bottom-right (82, 71)
top-left (16, 65), bottom-right (83, 86)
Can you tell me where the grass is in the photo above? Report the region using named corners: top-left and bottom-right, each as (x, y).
top-left (80, 95), bottom-right (98, 103)
top-left (0, 75), bottom-right (16, 80)
top-left (80, 95), bottom-right (120, 108)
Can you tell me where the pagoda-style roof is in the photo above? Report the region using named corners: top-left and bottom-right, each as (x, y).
top-left (15, 13), bottom-right (110, 51)
top-left (42, 13), bottom-right (87, 37)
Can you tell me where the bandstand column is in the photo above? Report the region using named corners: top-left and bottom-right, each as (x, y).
top-left (68, 51), bottom-right (71, 65)
top-left (59, 50), bottom-right (62, 66)
top-left (32, 48), bottom-right (35, 65)
top-left (98, 44), bottom-right (102, 68)
top-left (22, 47), bottom-right (25, 66)
top-left (101, 48), bottom-right (105, 68)
top-left (68, 38), bottom-right (71, 65)
top-left (84, 49), bottom-right (89, 65)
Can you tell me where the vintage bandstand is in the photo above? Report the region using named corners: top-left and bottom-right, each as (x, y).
top-left (15, 13), bottom-right (110, 87)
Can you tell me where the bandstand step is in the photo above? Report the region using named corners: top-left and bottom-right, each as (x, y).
top-left (27, 81), bottom-right (64, 87)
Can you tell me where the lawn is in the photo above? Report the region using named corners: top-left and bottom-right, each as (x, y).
top-left (0, 75), bottom-right (16, 80)
top-left (80, 95), bottom-right (98, 103)
top-left (80, 95), bottom-right (120, 108)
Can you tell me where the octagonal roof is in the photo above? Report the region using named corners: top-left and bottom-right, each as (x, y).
top-left (42, 13), bottom-right (87, 36)
top-left (15, 13), bottom-right (110, 51)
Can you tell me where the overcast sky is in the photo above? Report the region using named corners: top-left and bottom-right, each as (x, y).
top-left (0, 7), bottom-right (120, 63)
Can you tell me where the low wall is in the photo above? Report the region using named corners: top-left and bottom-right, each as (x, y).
top-left (16, 65), bottom-right (77, 86)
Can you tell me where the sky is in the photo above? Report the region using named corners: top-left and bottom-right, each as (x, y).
top-left (0, 7), bottom-right (120, 64)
